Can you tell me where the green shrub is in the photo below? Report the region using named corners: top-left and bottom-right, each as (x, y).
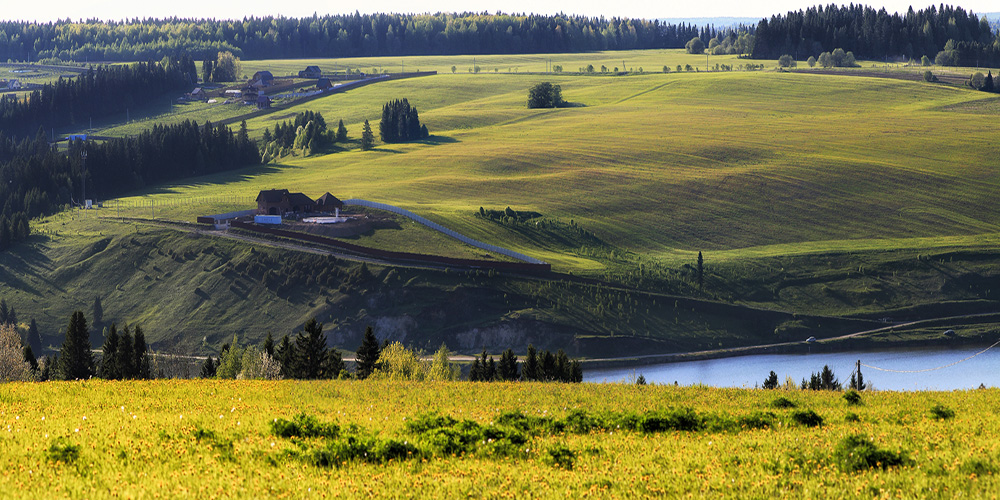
top-left (842, 390), bottom-right (862, 406)
top-left (544, 444), bottom-right (576, 470)
top-left (845, 412), bottom-right (861, 423)
top-left (769, 396), bottom-right (797, 409)
top-left (929, 404), bottom-right (955, 420)
top-left (271, 413), bottom-right (340, 439)
top-left (791, 409), bottom-right (824, 427)
top-left (46, 439), bottom-right (80, 464)
top-left (833, 435), bottom-right (909, 472)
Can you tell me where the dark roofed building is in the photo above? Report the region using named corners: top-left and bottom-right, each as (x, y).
top-left (316, 78), bottom-right (333, 90)
top-left (250, 70), bottom-right (274, 87)
top-left (299, 66), bottom-right (322, 78)
top-left (256, 189), bottom-right (315, 215)
top-left (256, 94), bottom-right (272, 109)
top-left (315, 192), bottom-right (344, 213)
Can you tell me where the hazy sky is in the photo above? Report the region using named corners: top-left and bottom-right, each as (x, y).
top-left (4, 0), bottom-right (998, 23)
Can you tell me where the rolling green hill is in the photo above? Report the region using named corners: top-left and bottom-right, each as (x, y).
top-left (6, 52), bottom-right (1000, 356)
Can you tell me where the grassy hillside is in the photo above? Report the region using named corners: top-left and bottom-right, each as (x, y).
top-left (10, 51), bottom-right (1000, 356)
top-left (1, 381), bottom-right (998, 497)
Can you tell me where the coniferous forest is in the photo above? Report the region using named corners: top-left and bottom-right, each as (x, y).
top-left (0, 14), bottom-right (715, 62)
top-left (751, 4), bottom-right (1000, 65)
top-left (0, 57), bottom-right (197, 137)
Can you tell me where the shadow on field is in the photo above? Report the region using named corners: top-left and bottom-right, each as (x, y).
top-left (138, 163), bottom-right (290, 194)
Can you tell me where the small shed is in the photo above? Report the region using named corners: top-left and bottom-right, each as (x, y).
top-left (299, 66), bottom-right (322, 78)
top-left (316, 78), bottom-right (332, 90)
top-left (256, 95), bottom-right (272, 109)
top-left (8, 79), bottom-right (20, 90)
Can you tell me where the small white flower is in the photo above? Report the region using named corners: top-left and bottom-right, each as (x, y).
top-left (82, 416), bottom-right (87, 420)
top-left (74, 428), bottom-right (79, 433)
top-left (271, 442), bottom-right (275, 447)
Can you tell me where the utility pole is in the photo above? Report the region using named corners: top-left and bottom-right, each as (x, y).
top-left (80, 150), bottom-right (87, 208)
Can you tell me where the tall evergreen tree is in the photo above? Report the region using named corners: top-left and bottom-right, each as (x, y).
top-left (497, 348), bottom-right (519, 381)
top-left (98, 323), bottom-right (120, 379)
top-left (27, 319), bottom-right (41, 354)
top-left (697, 251), bottom-right (704, 289)
top-left (200, 356), bottom-right (217, 378)
top-left (115, 326), bottom-right (135, 379)
top-left (360, 120), bottom-right (375, 151)
top-left (263, 331), bottom-right (275, 357)
top-left (355, 326), bottom-right (380, 379)
top-left (294, 318), bottom-right (329, 379)
top-left (275, 334), bottom-right (294, 378)
top-left (57, 311), bottom-right (94, 380)
top-left (540, 350), bottom-right (557, 381)
top-left (92, 296), bottom-right (103, 326)
top-left (336, 119), bottom-right (348, 142)
top-left (523, 344), bottom-right (540, 381)
top-left (23, 345), bottom-right (38, 373)
top-left (133, 325), bottom-right (150, 379)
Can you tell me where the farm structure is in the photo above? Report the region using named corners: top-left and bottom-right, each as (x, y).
top-left (299, 66), bottom-right (322, 78)
top-left (249, 71), bottom-right (274, 87)
top-left (255, 189), bottom-right (343, 215)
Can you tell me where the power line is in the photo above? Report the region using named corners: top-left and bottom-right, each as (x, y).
top-left (860, 337), bottom-right (1000, 373)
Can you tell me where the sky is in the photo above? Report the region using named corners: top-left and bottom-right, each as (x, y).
top-left (4, 0), bottom-right (998, 23)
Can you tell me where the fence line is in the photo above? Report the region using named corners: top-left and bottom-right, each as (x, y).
top-left (343, 199), bottom-right (545, 264)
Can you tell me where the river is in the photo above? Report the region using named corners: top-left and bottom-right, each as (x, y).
top-left (584, 345), bottom-right (1000, 390)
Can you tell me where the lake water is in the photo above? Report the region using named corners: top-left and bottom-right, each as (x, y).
top-left (584, 346), bottom-right (1000, 390)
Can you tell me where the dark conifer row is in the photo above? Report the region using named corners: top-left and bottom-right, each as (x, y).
top-left (470, 344), bottom-right (583, 382)
top-left (751, 4), bottom-right (1000, 65)
top-left (0, 57), bottom-right (197, 137)
top-left (0, 119), bottom-right (260, 252)
top-left (379, 99), bottom-right (428, 143)
top-left (0, 15), bottom-right (723, 62)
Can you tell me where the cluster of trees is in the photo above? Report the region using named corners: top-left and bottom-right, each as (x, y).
top-left (261, 110), bottom-right (347, 160)
top-left (97, 323), bottom-right (152, 380)
top-left (0, 58), bottom-right (197, 137)
top-left (200, 51), bottom-right (241, 83)
top-left (751, 4), bottom-right (1000, 66)
top-left (477, 206), bottom-right (543, 225)
top-left (470, 345), bottom-right (583, 382)
top-left (801, 48), bottom-right (858, 68)
top-left (0, 15), bottom-right (740, 62)
top-left (527, 82), bottom-right (564, 109)
top-left (379, 99), bottom-right (428, 143)
top-left (970, 71), bottom-right (998, 93)
top-left (762, 365), bottom-right (866, 391)
top-left (0, 119), bottom-right (259, 252)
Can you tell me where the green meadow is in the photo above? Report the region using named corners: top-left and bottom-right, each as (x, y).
top-left (8, 50), bottom-right (1000, 354)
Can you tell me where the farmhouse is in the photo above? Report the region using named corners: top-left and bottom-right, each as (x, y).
top-left (256, 189), bottom-right (315, 215)
top-left (256, 94), bottom-right (272, 109)
top-left (249, 71), bottom-right (274, 87)
top-left (299, 66), bottom-right (322, 78)
top-left (316, 78), bottom-right (333, 90)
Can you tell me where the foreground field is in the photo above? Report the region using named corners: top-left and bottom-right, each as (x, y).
top-left (0, 381), bottom-right (997, 498)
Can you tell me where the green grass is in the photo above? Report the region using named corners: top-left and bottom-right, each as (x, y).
top-left (2, 381), bottom-right (999, 498)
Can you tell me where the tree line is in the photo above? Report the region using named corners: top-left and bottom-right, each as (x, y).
top-left (0, 58), bottom-right (197, 138)
top-left (751, 4), bottom-right (1000, 65)
top-left (0, 14), bottom-right (738, 63)
top-left (0, 119), bottom-right (260, 252)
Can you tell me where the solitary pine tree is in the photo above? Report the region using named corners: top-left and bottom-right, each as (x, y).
top-left (57, 311), bottom-right (94, 380)
top-left (116, 326), bottom-right (135, 379)
top-left (360, 120), bottom-right (375, 151)
top-left (23, 345), bottom-right (38, 373)
top-left (336, 119), bottom-right (348, 142)
top-left (355, 326), bottom-right (380, 379)
top-left (763, 370), bottom-right (779, 389)
top-left (697, 251), bottom-right (704, 289)
top-left (200, 356), bottom-right (217, 378)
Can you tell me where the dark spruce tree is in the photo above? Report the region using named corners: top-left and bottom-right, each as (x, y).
top-left (293, 318), bottom-right (330, 379)
top-left (201, 356), bottom-right (217, 378)
top-left (275, 334), bottom-right (295, 378)
top-left (336, 119), bottom-right (348, 142)
top-left (57, 311), bottom-right (94, 380)
top-left (523, 344), bottom-right (540, 381)
top-left (497, 349), bottom-right (519, 381)
top-left (763, 370), bottom-right (779, 389)
top-left (27, 319), bottom-right (42, 354)
top-left (115, 326), bottom-right (135, 379)
top-left (98, 323), bottom-right (121, 380)
top-left (697, 251), bottom-right (704, 289)
top-left (133, 325), bottom-right (151, 379)
top-left (355, 326), bottom-right (381, 380)
top-left (23, 345), bottom-right (38, 374)
top-left (92, 296), bottom-right (103, 326)
top-left (379, 99), bottom-right (427, 143)
top-left (360, 120), bottom-right (375, 151)
top-left (263, 331), bottom-right (275, 357)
